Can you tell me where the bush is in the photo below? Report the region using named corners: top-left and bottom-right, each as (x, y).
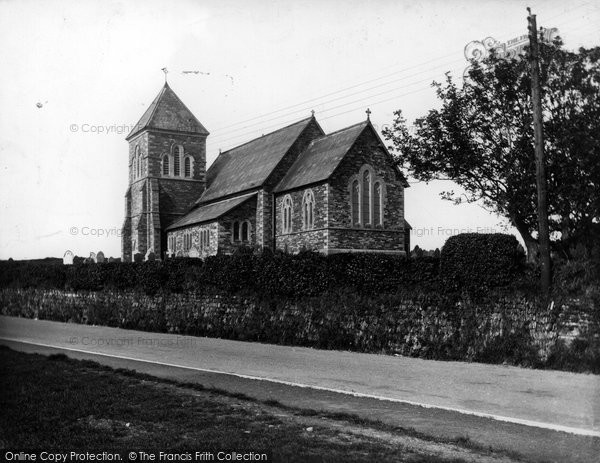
top-left (440, 233), bottom-right (525, 292)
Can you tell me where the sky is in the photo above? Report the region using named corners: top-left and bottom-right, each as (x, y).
top-left (0, 0), bottom-right (598, 260)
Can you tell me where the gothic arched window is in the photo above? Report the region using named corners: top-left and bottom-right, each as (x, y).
top-left (374, 181), bottom-right (382, 226)
top-left (135, 146), bottom-right (143, 178)
top-left (282, 195), bottom-right (293, 234)
top-left (302, 189), bottom-right (315, 230)
top-left (362, 169), bottom-right (371, 226)
top-left (184, 156), bottom-right (192, 177)
top-left (173, 145), bottom-right (183, 176)
top-left (351, 179), bottom-right (360, 226)
top-left (183, 231), bottom-right (192, 251)
top-left (241, 221), bottom-right (250, 242)
top-left (232, 221), bottom-right (240, 242)
top-left (349, 165), bottom-right (385, 228)
top-left (162, 154), bottom-right (170, 176)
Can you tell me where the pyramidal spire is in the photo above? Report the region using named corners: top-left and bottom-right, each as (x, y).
top-left (126, 83), bottom-right (209, 140)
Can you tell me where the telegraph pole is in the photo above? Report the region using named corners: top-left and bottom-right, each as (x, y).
top-left (527, 8), bottom-right (551, 297)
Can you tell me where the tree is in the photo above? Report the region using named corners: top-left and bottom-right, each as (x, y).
top-left (383, 40), bottom-right (600, 262)
top-left (412, 245), bottom-right (424, 258)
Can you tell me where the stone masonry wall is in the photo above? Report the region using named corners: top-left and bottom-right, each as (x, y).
top-left (2, 288), bottom-right (597, 366)
top-left (328, 126), bottom-right (405, 253)
top-left (275, 184), bottom-right (328, 253)
top-left (254, 190), bottom-right (271, 250)
top-left (218, 197), bottom-right (258, 254)
top-left (168, 222), bottom-right (218, 258)
top-left (328, 228), bottom-right (404, 253)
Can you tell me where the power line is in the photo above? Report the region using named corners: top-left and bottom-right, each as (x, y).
top-left (207, 2), bottom-right (595, 150)
top-left (208, 60), bottom-right (465, 141)
top-left (207, 0), bottom-right (592, 142)
top-left (210, 1), bottom-right (591, 136)
top-left (214, 72), bottom-right (461, 151)
top-left (210, 67), bottom-right (461, 147)
top-left (208, 54), bottom-right (465, 135)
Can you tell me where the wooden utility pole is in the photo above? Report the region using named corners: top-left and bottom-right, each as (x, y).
top-left (527, 7), bottom-right (551, 296)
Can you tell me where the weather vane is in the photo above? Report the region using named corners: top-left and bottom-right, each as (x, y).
top-left (161, 67), bottom-right (169, 83)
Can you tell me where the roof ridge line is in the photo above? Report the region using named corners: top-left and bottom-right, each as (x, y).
top-left (144, 84), bottom-right (168, 132)
top-left (303, 119), bottom-right (368, 151)
top-left (127, 84), bottom-right (167, 139)
top-left (322, 120), bottom-right (368, 138)
top-left (218, 116), bottom-right (313, 156)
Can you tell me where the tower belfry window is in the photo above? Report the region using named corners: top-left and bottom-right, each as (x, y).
top-left (173, 145), bottom-right (184, 177)
top-left (184, 156), bottom-right (192, 177)
top-left (162, 154), bottom-right (170, 176)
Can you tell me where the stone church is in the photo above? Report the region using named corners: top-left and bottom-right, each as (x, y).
top-left (121, 83), bottom-right (411, 261)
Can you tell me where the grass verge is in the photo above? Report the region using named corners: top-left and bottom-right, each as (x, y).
top-left (0, 346), bottom-right (523, 463)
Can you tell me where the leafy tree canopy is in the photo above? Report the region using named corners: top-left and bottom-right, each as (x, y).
top-left (383, 40), bottom-right (600, 260)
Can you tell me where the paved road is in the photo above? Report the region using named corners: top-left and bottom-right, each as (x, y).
top-left (1, 316), bottom-right (599, 462)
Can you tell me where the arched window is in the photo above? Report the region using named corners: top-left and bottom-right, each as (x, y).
top-left (183, 232), bottom-right (192, 251)
top-left (362, 169), bottom-right (371, 226)
top-left (134, 146), bottom-right (140, 179)
top-left (162, 154), bottom-right (170, 176)
top-left (374, 182), bottom-right (382, 226)
top-left (351, 179), bottom-right (360, 226)
top-left (173, 145), bottom-right (183, 176)
top-left (184, 156), bottom-right (192, 177)
top-left (282, 195), bottom-right (293, 234)
top-left (232, 221), bottom-right (240, 242)
top-left (350, 166), bottom-right (385, 228)
top-left (241, 221), bottom-right (249, 241)
top-left (302, 189), bottom-right (315, 230)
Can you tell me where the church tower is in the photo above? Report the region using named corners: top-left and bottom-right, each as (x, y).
top-left (121, 83), bottom-right (209, 261)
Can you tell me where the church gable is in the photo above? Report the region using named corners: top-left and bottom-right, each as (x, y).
top-left (274, 121), bottom-right (368, 194)
top-left (328, 124), bottom-right (406, 231)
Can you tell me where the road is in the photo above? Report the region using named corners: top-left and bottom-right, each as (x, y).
top-left (1, 315), bottom-right (599, 462)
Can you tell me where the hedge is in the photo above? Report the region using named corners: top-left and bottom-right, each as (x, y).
top-left (0, 241), bottom-right (531, 297)
top-left (441, 233), bottom-right (525, 292)
top-left (0, 253), bottom-right (443, 298)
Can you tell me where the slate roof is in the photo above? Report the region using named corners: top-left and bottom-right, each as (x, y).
top-left (167, 192), bottom-right (256, 230)
top-left (197, 117), bottom-right (317, 204)
top-left (274, 121), bottom-right (368, 192)
top-left (127, 83), bottom-right (209, 140)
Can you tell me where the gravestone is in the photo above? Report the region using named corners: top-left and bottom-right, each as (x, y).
top-left (108, 257), bottom-right (116, 263)
top-left (188, 247), bottom-right (199, 258)
top-left (133, 252), bottom-right (143, 263)
top-left (145, 250), bottom-right (156, 261)
top-left (63, 250), bottom-right (74, 265)
top-left (96, 251), bottom-right (105, 263)
top-left (89, 252), bottom-right (97, 263)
